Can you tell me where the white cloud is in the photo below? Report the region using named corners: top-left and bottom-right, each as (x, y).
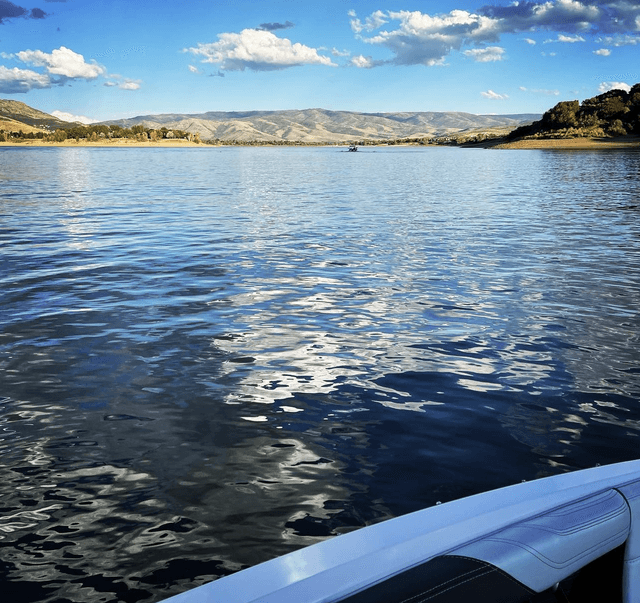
top-left (118, 80), bottom-right (141, 90)
top-left (349, 2), bottom-right (640, 67)
top-left (364, 10), bottom-right (388, 32)
top-left (478, 0), bottom-right (600, 34)
top-left (350, 54), bottom-right (375, 68)
top-left (349, 10), bottom-right (389, 34)
top-left (463, 46), bottom-right (505, 62)
top-left (481, 89), bottom-right (509, 100)
top-left (188, 64), bottom-right (200, 73)
top-left (598, 81), bottom-right (631, 93)
top-left (16, 46), bottom-right (104, 78)
top-left (597, 34), bottom-right (640, 47)
top-left (103, 74), bottom-right (141, 90)
top-left (51, 110), bottom-right (98, 124)
top-left (544, 33), bottom-right (586, 43)
top-left (331, 48), bottom-right (351, 57)
top-left (593, 48), bottom-right (611, 56)
top-left (0, 65), bottom-right (50, 93)
top-left (1, 45), bottom-right (139, 94)
top-left (556, 34), bottom-right (586, 43)
top-left (356, 9), bottom-right (501, 67)
top-left (185, 29), bottom-right (336, 71)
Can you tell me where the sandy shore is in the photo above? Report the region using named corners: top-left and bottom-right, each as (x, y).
top-left (3, 136), bottom-right (640, 149)
top-left (0, 139), bottom-right (208, 148)
top-left (488, 135), bottom-right (640, 149)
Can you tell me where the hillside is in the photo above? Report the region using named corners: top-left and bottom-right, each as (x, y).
top-left (100, 108), bottom-right (539, 143)
top-left (507, 84), bottom-right (640, 142)
top-left (0, 99), bottom-right (74, 131)
top-left (1, 98), bottom-right (539, 143)
top-left (0, 116), bottom-right (47, 135)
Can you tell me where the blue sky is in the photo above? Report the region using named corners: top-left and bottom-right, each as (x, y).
top-left (1, 0), bottom-right (639, 122)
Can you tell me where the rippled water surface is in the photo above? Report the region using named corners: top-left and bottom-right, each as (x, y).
top-left (1, 146), bottom-right (640, 602)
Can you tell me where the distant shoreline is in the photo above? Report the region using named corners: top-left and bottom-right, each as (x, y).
top-left (2, 135), bottom-right (640, 149)
top-left (0, 139), bottom-right (206, 148)
top-left (479, 135), bottom-right (640, 150)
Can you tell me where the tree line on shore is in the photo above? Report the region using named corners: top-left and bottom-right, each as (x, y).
top-left (1, 126), bottom-right (447, 146)
top-left (0, 123), bottom-right (201, 143)
top-left (508, 83), bottom-right (640, 141)
top-left (3, 85), bottom-right (639, 146)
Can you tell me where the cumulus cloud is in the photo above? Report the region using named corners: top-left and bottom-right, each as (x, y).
top-left (597, 34), bottom-right (640, 46)
top-left (593, 47), bottom-right (611, 55)
top-left (349, 2), bottom-right (640, 67)
top-left (598, 81), bottom-right (631, 93)
top-left (463, 46), bottom-right (505, 62)
top-left (103, 74), bottom-right (141, 90)
top-left (349, 9), bottom-right (388, 34)
top-left (481, 89), bottom-right (508, 99)
top-left (524, 38), bottom-right (537, 45)
top-left (51, 110), bottom-right (98, 124)
top-left (0, 64), bottom-right (50, 93)
top-left (350, 9), bottom-right (501, 67)
top-left (16, 46), bottom-right (104, 78)
top-left (478, 0), bottom-right (601, 34)
top-left (350, 54), bottom-right (376, 68)
top-left (118, 79), bottom-right (140, 90)
top-left (0, 1), bottom-right (48, 24)
top-left (185, 29), bottom-right (336, 71)
top-left (556, 34), bottom-right (586, 42)
top-left (0, 45), bottom-right (141, 93)
top-left (188, 64), bottom-right (200, 73)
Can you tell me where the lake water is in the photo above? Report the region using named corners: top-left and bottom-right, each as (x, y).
top-left (1, 145), bottom-right (640, 602)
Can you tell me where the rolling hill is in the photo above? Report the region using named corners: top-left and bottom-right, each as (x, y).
top-left (1, 98), bottom-right (540, 143)
top-left (0, 99), bottom-right (73, 131)
top-left (100, 108), bottom-right (540, 143)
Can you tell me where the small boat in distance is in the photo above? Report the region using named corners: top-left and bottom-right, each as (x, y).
top-left (159, 459), bottom-right (640, 602)
top-left (348, 144), bottom-right (358, 152)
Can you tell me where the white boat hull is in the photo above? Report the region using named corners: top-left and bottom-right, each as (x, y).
top-left (160, 459), bottom-right (640, 602)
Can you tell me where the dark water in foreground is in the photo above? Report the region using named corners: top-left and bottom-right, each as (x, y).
top-left (1, 146), bottom-right (639, 602)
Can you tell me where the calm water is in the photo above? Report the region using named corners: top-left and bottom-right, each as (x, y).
top-left (1, 145), bottom-right (640, 602)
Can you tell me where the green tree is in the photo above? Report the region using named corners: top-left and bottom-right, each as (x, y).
top-left (109, 125), bottom-right (124, 138)
top-left (92, 124), bottom-right (109, 136)
top-left (541, 100), bottom-right (579, 129)
top-left (607, 119), bottom-right (627, 136)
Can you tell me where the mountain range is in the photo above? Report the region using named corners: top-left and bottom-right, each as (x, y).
top-left (0, 99), bottom-right (539, 143)
top-left (100, 109), bottom-right (540, 142)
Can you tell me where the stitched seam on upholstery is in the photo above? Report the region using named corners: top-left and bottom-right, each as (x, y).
top-left (409, 568), bottom-right (497, 603)
top-left (396, 563), bottom-right (491, 603)
top-left (446, 555), bottom-right (535, 591)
